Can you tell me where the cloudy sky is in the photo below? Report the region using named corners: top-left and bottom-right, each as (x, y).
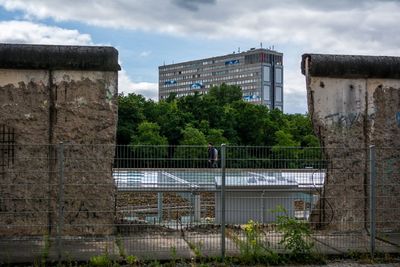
top-left (0, 0), bottom-right (399, 113)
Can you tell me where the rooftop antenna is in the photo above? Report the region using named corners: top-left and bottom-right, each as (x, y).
top-left (260, 42), bottom-right (263, 48)
top-left (238, 47), bottom-right (240, 53)
top-left (272, 45), bottom-right (274, 50)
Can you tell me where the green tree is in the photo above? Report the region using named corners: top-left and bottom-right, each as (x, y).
top-left (131, 122), bottom-right (168, 146)
top-left (152, 100), bottom-right (192, 145)
top-left (175, 125), bottom-right (207, 166)
top-left (116, 84), bottom-right (320, 154)
top-left (130, 122), bottom-right (168, 163)
top-left (208, 83), bottom-right (242, 105)
top-left (179, 125), bottom-right (207, 146)
top-left (231, 101), bottom-right (269, 145)
top-left (272, 130), bottom-right (300, 168)
top-left (207, 128), bottom-right (228, 146)
top-left (273, 130), bottom-right (299, 147)
top-left (116, 93), bottom-right (146, 145)
top-left (299, 134), bottom-right (322, 168)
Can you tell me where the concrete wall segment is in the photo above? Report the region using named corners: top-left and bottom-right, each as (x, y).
top-left (0, 44), bottom-right (119, 236)
top-left (302, 53), bottom-right (400, 231)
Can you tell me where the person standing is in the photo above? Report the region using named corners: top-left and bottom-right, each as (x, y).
top-left (208, 143), bottom-right (218, 168)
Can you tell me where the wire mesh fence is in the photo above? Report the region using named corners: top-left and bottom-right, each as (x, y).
top-left (0, 144), bottom-right (399, 264)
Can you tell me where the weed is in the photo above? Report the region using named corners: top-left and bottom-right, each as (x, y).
top-left (346, 249), bottom-right (363, 260)
top-left (230, 219), bottom-right (281, 264)
top-left (115, 235), bottom-right (126, 259)
top-left (126, 255), bottom-right (139, 266)
top-left (188, 241), bottom-right (203, 259)
top-left (170, 246), bottom-right (177, 266)
top-left (34, 233), bottom-right (51, 267)
top-left (148, 259), bottom-right (162, 267)
top-left (272, 205), bottom-right (315, 262)
top-left (89, 254), bottom-right (112, 267)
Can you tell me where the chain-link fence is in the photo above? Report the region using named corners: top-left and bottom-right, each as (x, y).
top-left (0, 144), bottom-right (398, 264)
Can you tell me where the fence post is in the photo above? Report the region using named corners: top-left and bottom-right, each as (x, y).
top-left (369, 145), bottom-right (376, 257)
top-left (220, 144), bottom-right (226, 260)
top-left (56, 142), bottom-right (65, 265)
top-left (157, 192), bottom-right (163, 224)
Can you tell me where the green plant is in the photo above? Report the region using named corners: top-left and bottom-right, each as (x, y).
top-left (64, 252), bottom-right (77, 267)
top-left (272, 205), bottom-right (314, 259)
top-left (170, 246), bottom-right (177, 266)
top-left (188, 241), bottom-right (203, 259)
top-left (89, 254), bottom-right (113, 267)
top-left (148, 259), bottom-right (162, 267)
top-left (126, 255), bottom-right (139, 266)
top-left (115, 235), bottom-right (126, 259)
top-left (230, 220), bottom-right (280, 264)
top-left (35, 233), bottom-right (51, 267)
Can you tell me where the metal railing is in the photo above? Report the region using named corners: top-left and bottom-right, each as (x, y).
top-left (0, 144), bottom-right (398, 264)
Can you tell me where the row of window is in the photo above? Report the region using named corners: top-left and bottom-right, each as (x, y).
top-left (161, 82), bottom-right (261, 96)
top-left (160, 52), bottom-right (282, 73)
top-left (245, 53), bottom-right (283, 65)
top-left (161, 77), bottom-right (260, 89)
top-left (160, 90), bottom-right (263, 104)
top-left (160, 63), bottom-right (264, 78)
top-left (241, 85), bottom-right (257, 90)
top-left (161, 73), bottom-right (258, 84)
top-left (161, 57), bottom-right (245, 72)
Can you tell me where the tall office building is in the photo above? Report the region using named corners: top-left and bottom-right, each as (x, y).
top-left (158, 48), bottom-right (283, 110)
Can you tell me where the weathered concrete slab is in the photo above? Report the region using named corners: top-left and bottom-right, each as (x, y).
top-left (313, 234), bottom-right (399, 254)
top-left (56, 237), bottom-right (119, 262)
top-left (378, 232), bottom-right (400, 248)
top-left (1, 233), bottom-right (398, 264)
top-left (122, 234), bottom-right (193, 260)
top-left (263, 232), bottom-right (339, 254)
top-left (302, 53), bottom-right (400, 232)
top-left (0, 238), bottom-right (45, 264)
top-left (0, 43), bottom-right (120, 236)
top-left (184, 233), bottom-right (239, 257)
top-left (0, 237), bottom-right (119, 264)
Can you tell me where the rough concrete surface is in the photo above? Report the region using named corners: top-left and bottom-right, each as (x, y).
top-left (0, 44), bottom-right (119, 236)
top-left (302, 54), bottom-right (400, 232)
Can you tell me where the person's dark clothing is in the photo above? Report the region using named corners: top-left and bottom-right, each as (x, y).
top-left (208, 146), bottom-right (218, 168)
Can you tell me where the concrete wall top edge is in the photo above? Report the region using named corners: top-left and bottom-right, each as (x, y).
top-left (301, 53), bottom-right (400, 79)
top-left (0, 43), bottom-right (121, 71)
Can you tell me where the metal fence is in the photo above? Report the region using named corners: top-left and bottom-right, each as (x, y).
top-left (0, 144), bottom-right (398, 264)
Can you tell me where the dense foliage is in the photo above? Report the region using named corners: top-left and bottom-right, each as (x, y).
top-left (117, 84), bottom-right (319, 148)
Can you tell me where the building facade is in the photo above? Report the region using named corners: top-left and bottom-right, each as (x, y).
top-left (159, 48), bottom-right (284, 110)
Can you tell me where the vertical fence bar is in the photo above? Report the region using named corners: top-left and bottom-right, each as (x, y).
top-left (57, 142), bottom-right (65, 265)
top-left (158, 192), bottom-right (163, 224)
top-left (369, 145), bottom-right (376, 257)
top-left (220, 144), bottom-right (226, 260)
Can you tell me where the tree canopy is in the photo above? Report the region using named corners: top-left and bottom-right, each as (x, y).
top-left (117, 84), bottom-right (319, 148)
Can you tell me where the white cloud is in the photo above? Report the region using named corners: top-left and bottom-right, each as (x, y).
top-left (139, 51), bottom-right (152, 57)
top-left (0, 20), bottom-right (157, 101)
top-left (284, 91), bottom-right (308, 115)
top-left (1, 0), bottom-right (399, 54)
top-left (2, 1), bottom-right (400, 113)
top-left (0, 20), bottom-right (93, 45)
top-left (118, 70), bottom-right (158, 100)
